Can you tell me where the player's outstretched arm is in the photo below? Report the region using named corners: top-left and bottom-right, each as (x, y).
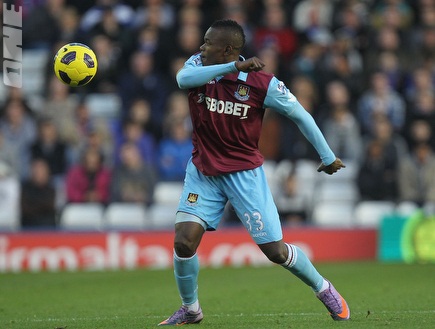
top-left (177, 57), bottom-right (238, 89)
top-left (317, 158), bottom-right (346, 175)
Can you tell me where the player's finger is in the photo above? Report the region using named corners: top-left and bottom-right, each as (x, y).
top-left (317, 163), bottom-right (325, 172)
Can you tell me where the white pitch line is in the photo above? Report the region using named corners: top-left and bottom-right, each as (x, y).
top-left (2, 310), bottom-right (435, 324)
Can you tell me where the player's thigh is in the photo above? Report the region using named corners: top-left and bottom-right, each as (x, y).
top-left (177, 159), bottom-right (227, 230)
top-left (226, 166), bottom-right (282, 244)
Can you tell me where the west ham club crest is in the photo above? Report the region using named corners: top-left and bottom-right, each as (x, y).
top-left (234, 84), bottom-right (250, 101)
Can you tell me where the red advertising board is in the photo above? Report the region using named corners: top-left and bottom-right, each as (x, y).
top-left (0, 228), bottom-right (376, 272)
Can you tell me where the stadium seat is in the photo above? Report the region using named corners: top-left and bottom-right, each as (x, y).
top-left (22, 49), bottom-right (50, 72)
top-left (153, 181), bottom-right (184, 205)
top-left (315, 180), bottom-right (359, 203)
top-left (311, 201), bottom-right (355, 227)
top-left (105, 203), bottom-right (150, 230)
top-left (353, 201), bottom-right (396, 228)
top-left (22, 49), bottom-right (50, 96)
top-left (294, 159), bottom-right (319, 182)
top-left (395, 201), bottom-right (419, 217)
top-left (0, 176), bottom-right (20, 231)
top-left (85, 93), bottom-right (121, 119)
top-left (148, 203), bottom-right (177, 229)
top-left (292, 159), bottom-right (321, 210)
top-left (262, 160), bottom-right (278, 192)
top-left (59, 203), bottom-right (105, 231)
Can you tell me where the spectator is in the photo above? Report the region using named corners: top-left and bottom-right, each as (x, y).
top-left (405, 119), bottom-right (435, 156)
top-left (157, 119), bottom-right (192, 181)
top-left (30, 118), bottom-right (69, 178)
top-left (358, 71), bottom-right (406, 135)
top-left (87, 34), bottom-right (121, 93)
top-left (332, 2), bottom-right (370, 55)
top-left (274, 168), bottom-right (308, 226)
top-left (68, 101), bottom-right (112, 165)
top-left (56, 6), bottom-right (81, 43)
top-left (111, 142), bottom-right (156, 205)
top-left (367, 115), bottom-right (408, 164)
top-left (88, 6), bottom-right (131, 45)
top-left (23, 0), bottom-right (65, 49)
top-left (111, 98), bottom-right (155, 148)
top-left (293, 0), bottom-right (334, 38)
top-left (173, 24), bottom-right (204, 60)
top-left (258, 46), bottom-right (287, 77)
top-left (20, 159), bottom-right (56, 228)
top-left (118, 50), bottom-right (170, 128)
top-left (292, 42), bottom-right (325, 83)
top-left (223, 4), bottom-right (255, 57)
top-left (357, 139), bottom-right (398, 201)
top-left (65, 147), bottom-right (111, 204)
top-left (42, 76), bottom-right (79, 144)
top-left (176, 3), bottom-right (204, 30)
top-left (113, 119), bottom-right (156, 166)
top-left (132, 0), bottom-right (176, 30)
top-left (133, 25), bottom-right (171, 74)
top-left (164, 91), bottom-right (191, 126)
top-left (253, 3), bottom-right (298, 61)
top-left (278, 76), bottom-right (320, 162)
top-left (321, 81), bottom-right (363, 163)
top-left (73, 127), bottom-right (114, 168)
top-left (0, 99), bottom-right (37, 179)
top-left (325, 30), bottom-right (364, 75)
top-left (357, 115), bottom-right (407, 201)
top-left (325, 52), bottom-right (363, 99)
top-left (369, 0), bottom-right (414, 31)
top-left (79, 0), bottom-right (135, 32)
top-left (404, 66), bottom-right (435, 104)
top-left (364, 26), bottom-right (412, 76)
top-left (398, 142), bottom-right (435, 205)
top-left (376, 51), bottom-right (406, 92)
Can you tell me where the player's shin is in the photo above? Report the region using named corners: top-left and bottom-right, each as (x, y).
top-left (173, 251), bottom-right (200, 310)
top-left (280, 244), bottom-right (326, 293)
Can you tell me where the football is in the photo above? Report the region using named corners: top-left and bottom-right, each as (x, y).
top-left (53, 43), bottom-right (98, 87)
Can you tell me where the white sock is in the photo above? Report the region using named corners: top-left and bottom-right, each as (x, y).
top-left (185, 300), bottom-right (200, 313)
top-left (317, 279), bottom-right (329, 293)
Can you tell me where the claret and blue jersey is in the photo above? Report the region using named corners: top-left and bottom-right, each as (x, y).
top-left (176, 53), bottom-right (336, 176)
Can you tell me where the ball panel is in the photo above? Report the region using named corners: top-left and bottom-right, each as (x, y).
top-left (58, 70), bottom-right (71, 84)
top-left (60, 51), bottom-right (76, 65)
top-left (83, 53), bottom-right (95, 69)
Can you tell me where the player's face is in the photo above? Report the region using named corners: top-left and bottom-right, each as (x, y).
top-left (200, 28), bottom-right (227, 66)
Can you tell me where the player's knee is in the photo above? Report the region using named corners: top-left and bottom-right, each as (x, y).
top-left (259, 241), bottom-right (288, 264)
top-left (264, 249), bottom-right (287, 264)
top-left (174, 239), bottom-right (196, 258)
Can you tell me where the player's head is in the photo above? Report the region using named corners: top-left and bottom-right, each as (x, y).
top-left (200, 19), bottom-right (245, 66)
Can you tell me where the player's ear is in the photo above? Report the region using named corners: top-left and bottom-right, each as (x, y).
top-left (224, 45), bottom-right (232, 55)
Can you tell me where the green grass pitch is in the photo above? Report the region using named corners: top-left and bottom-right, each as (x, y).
top-left (1, 262), bottom-right (434, 328)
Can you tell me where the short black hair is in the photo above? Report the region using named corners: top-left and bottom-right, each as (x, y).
top-left (210, 19), bottom-right (246, 49)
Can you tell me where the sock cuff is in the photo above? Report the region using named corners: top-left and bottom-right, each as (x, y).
top-left (174, 250), bottom-right (197, 262)
top-left (281, 243), bottom-right (297, 268)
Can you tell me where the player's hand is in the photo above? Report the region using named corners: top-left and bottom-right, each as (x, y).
top-left (235, 57), bottom-right (265, 72)
top-left (317, 158), bottom-right (346, 175)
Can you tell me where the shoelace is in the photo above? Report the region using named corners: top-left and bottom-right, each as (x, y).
top-left (167, 306), bottom-right (188, 322)
top-left (320, 288), bottom-right (342, 313)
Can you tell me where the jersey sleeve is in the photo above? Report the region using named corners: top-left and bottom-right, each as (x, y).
top-left (264, 77), bottom-right (336, 166)
top-left (176, 54), bottom-right (239, 89)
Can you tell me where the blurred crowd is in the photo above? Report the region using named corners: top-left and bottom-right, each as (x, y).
top-left (1, 0), bottom-right (435, 229)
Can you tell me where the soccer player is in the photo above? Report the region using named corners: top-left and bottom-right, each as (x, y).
top-left (158, 19), bottom-right (350, 326)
